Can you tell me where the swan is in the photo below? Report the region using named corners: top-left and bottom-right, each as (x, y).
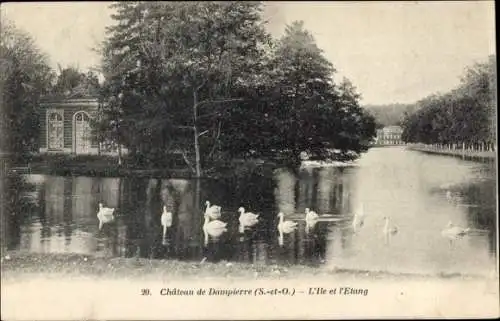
top-left (161, 206), bottom-right (173, 244)
top-left (205, 200), bottom-right (222, 220)
top-left (441, 221), bottom-right (470, 245)
top-left (305, 208), bottom-right (319, 222)
top-left (305, 208), bottom-right (319, 234)
top-left (277, 212), bottom-right (298, 246)
top-left (382, 216), bottom-right (398, 243)
top-left (202, 213), bottom-right (227, 246)
top-left (238, 207), bottom-right (259, 233)
top-left (446, 190), bottom-right (453, 201)
top-left (97, 203), bottom-right (115, 230)
top-left (352, 204), bottom-right (365, 233)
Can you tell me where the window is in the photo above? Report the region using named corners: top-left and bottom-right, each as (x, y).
top-left (75, 113), bottom-right (89, 122)
top-left (74, 111), bottom-right (91, 153)
top-left (50, 113), bottom-right (62, 121)
top-left (48, 111), bottom-right (64, 150)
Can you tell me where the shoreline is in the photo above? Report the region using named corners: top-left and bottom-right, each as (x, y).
top-left (7, 157), bottom-right (360, 179)
top-left (7, 158), bottom-right (276, 179)
top-left (406, 144), bottom-right (496, 161)
top-left (13, 164), bottom-right (198, 179)
top-left (1, 251), bottom-right (496, 282)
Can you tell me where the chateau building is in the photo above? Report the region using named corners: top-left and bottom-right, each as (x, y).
top-left (375, 126), bottom-right (404, 145)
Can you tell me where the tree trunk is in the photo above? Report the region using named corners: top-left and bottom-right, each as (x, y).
top-left (194, 178), bottom-right (202, 255)
top-left (193, 90), bottom-right (202, 178)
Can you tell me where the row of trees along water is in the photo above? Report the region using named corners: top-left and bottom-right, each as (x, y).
top-left (95, 2), bottom-right (377, 177)
top-left (401, 55), bottom-right (497, 152)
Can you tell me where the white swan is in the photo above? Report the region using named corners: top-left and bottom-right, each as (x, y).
top-left (352, 203), bottom-right (365, 233)
top-left (277, 212), bottom-right (298, 246)
top-left (97, 203), bottom-right (115, 230)
top-left (161, 205), bottom-right (173, 244)
top-left (382, 216), bottom-right (398, 243)
top-left (202, 213), bottom-right (227, 246)
top-left (441, 221), bottom-right (470, 245)
top-left (305, 208), bottom-right (319, 234)
top-left (238, 207), bottom-right (259, 233)
top-left (205, 200), bottom-right (222, 220)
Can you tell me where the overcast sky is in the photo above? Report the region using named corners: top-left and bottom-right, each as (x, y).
top-left (2, 1), bottom-right (495, 105)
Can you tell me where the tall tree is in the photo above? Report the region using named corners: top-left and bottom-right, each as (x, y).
top-left (53, 65), bottom-right (84, 95)
top-left (0, 20), bottom-right (55, 161)
top-left (224, 21), bottom-right (376, 163)
top-left (274, 20), bottom-right (337, 160)
top-left (52, 66), bottom-right (101, 97)
top-left (99, 1), bottom-right (272, 175)
top-left (97, 3), bottom-right (376, 173)
top-left (401, 56), bottom-right (496, 150)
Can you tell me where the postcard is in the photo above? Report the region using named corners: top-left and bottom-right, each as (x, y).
top-left (1, 1), bottom-right (498, 320)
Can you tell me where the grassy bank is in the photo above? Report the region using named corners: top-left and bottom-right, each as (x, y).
top-left (0, 251), bottom-right (491, 282)
top-left (10, 154), bottom-right (280, 179)
top-left (16, 154), bottom-right (194, 178)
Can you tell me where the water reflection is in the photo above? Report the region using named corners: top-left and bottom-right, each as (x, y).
top-left (3, 147), bottom-right (497, 276)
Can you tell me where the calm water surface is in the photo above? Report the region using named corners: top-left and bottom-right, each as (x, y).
top-left (6, 147), bottom-right (498, 276)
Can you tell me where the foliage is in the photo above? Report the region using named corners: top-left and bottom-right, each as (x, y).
top-left (52, 65), bottom-right (101, 97)
top-left (222, 22), bottom-right (376, 164)
top-left (1, 170), bottom-right (34, 252)
top-left (0, 20), bottom-right (103, 162)
top-left (364, 103), bottom-right (419, 128)
top-left (0, 20), bottom-right (55, 161)
top-left (96, 2), bottom-right (376, 175)
top-left (401, 56), bottom-right (496, 147)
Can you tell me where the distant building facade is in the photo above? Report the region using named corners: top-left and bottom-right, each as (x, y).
top-left (375, 125), bottom-right (404, 145)
top-left (39, 96), bottom-right (128, 156)
top-left (39, 97), bottom-right (100, 155)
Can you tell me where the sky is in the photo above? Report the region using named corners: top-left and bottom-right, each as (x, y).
top-left (1, 1), bottom-right (496, 105)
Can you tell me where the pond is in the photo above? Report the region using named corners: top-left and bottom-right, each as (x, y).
top-left (3, 147), bottom-right (497, 276)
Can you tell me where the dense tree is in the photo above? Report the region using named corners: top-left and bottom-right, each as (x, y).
top-left (97, 2), bottom-right (376, 175)
top-left (53, 65), bottom-right (83, 95)
top-left (98, 2), bottom-right (272, 174)
top-left (52, 65), bottom-right (101, 97)
top-left (0, 20), bottom-right (55, 161)
top-left (364, 103), bottom-right (419, 128)
top-left (401, 56), bottom-right (496, 151)
top-left (219, 20), bottom-right (341, 163)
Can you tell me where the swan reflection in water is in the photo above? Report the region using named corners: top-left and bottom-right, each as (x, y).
top-left (97, 203), bottom-right (115, 231)
top-left (161, 205), bottom-right (173, 246)
top-left (441, 221), bottom-right (470, 247)
top-left (305, 208), bottom-right (319, 234)
top-left (382, 216), bottom-right (398, 244)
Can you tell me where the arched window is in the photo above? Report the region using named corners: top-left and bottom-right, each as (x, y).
top-left (74, 111), bottom-right (91, 154)
top-left (75, 113), bottom-right (89, 122)
top-left (48, 111), bottom-right (64, 150)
